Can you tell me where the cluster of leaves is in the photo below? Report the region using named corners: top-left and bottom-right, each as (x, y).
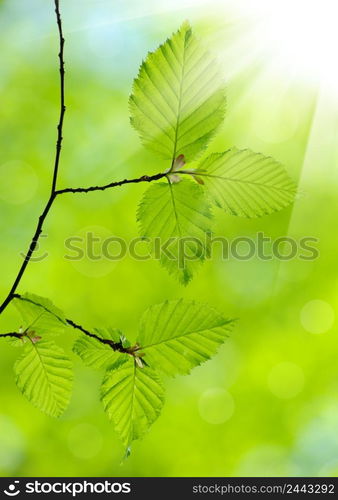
top-left (11, 293), bottom-right (234, 452)
top-left (132, 22), bottom-right (297, 284)
top-left (3, 21), bottom-right (298, 454)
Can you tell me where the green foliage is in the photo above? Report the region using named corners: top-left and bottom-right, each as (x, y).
top-left (14, 338), bottom-right (73, 418)
top-left (0, 3), bottom-right (328, 475)
top-left (197, 148), bottom-right (298, 217)
top-left (137, 299), bottom-right (235, 376)
top-left (12, 292), bottom-right (234, 445)
top-left (101, 358), bottom-right (165, 448)
top-left (73, 328), bottom-right (124, 369)
top-left (72, 299), bottom-right (234, 450)
top-left (2, 21), bottom-right (297, 457)
top-left (13, 293), bottom-right (67, 335)
top-left (138, 180), bottom-right (213, 284)
top-left (133, 24), bottom-right (297, 283)
top-left (129, 21), bottom-right (225, 162)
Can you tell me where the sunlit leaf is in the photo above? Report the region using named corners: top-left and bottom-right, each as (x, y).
top-left (130, 21), bottom-right (225, 163)
top-left (14, 339), bottom-right (73, 417)
top-left (137, 299), bottom-right (235, 376)
top-left (73, 328), bottom-right (125, 369)
top-left (101, 358), bottom-right (164, 447)
top-left (13, 293), bottom-right (67, 336)
top-left (197, 148), bottom-right (297, 217)
top-left (138, 179), bottom-right (213, 284)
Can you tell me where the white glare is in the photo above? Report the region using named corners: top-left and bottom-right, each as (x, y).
top-left (227, 0), bottom-right (338, 90)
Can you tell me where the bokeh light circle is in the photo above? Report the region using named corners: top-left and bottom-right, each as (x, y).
top-left (268, 362), bottom-right (305, 399)
top-left (300, 300), bottom-right (335, 334)
top-left (198, 388), bottom-right (234, 425)
top-left (0, 160), bottom-right (38, 204)
top-left (69, 225), bottom-right (119, 278)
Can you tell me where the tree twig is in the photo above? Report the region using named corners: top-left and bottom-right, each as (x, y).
top-left (51, 0), bottom-right (66, 195)
top-left (0, 332), bottom-right (23, 339)
top-left (0, 1), bottom-right (167, 318)
top-left (0, 195), bottom-right (56, 315)
top-left (0, 316), bottom-right (134, 355)
top-left (0, 320), bottom-right (137, 355)
top-left (55, 172), bottom-right (167, 195)
top-left (1, 293), bottom-right (134, 355)
top-left (0, 0), bottom-right (66, 315)
top-left (65, 318), bottom-right (133, 354)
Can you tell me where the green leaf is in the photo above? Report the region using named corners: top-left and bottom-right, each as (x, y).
top-left (73, 328), bottom-right (125, 369)
top-left (13, 293), bottom-right (67, 336)
top-left (137, 299), bottom-right (235, 376)
top-left (129, 21), bottom-right (225, 162)
top-left (138, 179), bottom-right (213, 284)
top-left (101, 358), bottom-right (165, 447)
top-left (14, 339), bottom-right (73, 417)
top-left (197, 148), bottom-right (297, 217)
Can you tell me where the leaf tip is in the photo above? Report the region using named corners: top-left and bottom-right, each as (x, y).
top-left (179, 20), bottom-right (192, 34)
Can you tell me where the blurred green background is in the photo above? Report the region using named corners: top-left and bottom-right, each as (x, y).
top-left (0, 0), bottom-right (337, 477)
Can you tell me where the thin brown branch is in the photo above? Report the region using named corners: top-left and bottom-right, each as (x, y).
top-left (0, 0), bottom-right (66, 315)
top-left (0, 1), bottom-right (167, 318)
top-left (12, 293), bottom-right (133, 354)
top-left (51, 0), bottom-right (66, 194)
top-left (66, 318), bottom-right (133, 354)
top-left (0, 332), bottom-right (23, 339)
top-left (0, 195), bottom-right (56, 315)
top-left (56, 172), bottom-right (167, 195)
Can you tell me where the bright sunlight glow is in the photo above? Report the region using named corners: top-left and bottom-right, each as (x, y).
top-left (230, 0), bottom-right (338, 88)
